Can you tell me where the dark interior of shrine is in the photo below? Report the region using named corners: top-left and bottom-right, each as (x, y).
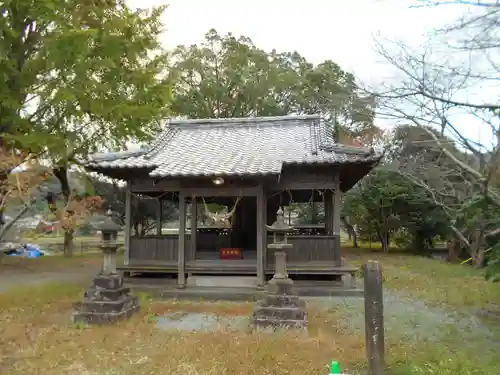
top-left (185, 190), bottom-right (328, 256)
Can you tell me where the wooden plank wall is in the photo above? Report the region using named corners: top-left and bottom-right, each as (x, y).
top-left (265, 236), bottom-right (338, 266)
top-left (129, 233), bottom-right (233, 263)
top-left (129, 236), bottom-right (184, 263)
top-left (130, 234), bottom-right (339, 266)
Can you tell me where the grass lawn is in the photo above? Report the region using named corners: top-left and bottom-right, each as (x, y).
top-left (344, 248), bottom-right (500, 312)
top-left (0, 249), bottom-right (499, 374)
top-left (0, 251), bottom-right (104, 272)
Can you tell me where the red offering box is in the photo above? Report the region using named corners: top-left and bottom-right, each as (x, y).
top-left (220, 248), bottom-right (242, 259)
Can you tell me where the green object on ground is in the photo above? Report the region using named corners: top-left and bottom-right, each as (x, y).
top-left (329, 360), bottom-right (341, 374)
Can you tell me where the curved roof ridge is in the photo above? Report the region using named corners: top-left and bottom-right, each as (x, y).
top-left (168, 114), bottom-right (322, 127)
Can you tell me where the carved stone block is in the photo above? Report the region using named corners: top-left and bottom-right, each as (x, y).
top-left (72, 273), bottom-right (139, 325)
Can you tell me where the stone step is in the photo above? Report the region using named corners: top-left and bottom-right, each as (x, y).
top-left (253, 317), bottom-right (308, 330)
top-left (187, 276), bottom-right (258, 288)
top-left (72, 304), bottom-right (140, 325)
top-left (75, 295), bottom-right (138, 314)
top-left (295, 287), bottom-right (363, 298)
top-left (84, 287), bottom-right (131, 301)
top-left (261, 294), bottom-right (306, 308)
top-left (253, 306), bottom-right (307, 321)
top-left (292, 280), bottom-right (344, 287)
top-left (91, 275), bottom-right (124, 290)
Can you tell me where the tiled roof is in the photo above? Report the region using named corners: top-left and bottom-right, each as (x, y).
top-left (86, 115), bottom-right (381, 177)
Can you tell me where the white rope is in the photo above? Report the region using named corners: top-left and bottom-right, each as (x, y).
top-left (201, 196), bottom-right (241, 228)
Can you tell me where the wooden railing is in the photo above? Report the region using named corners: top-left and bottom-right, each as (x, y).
top-left (130, 235), bottom-right (181, 263)
top-left (129, 232), bottom-right (232, 264)
top-left (129, 234), bottom-right (340, 265)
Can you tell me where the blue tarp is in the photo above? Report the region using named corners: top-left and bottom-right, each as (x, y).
top-left (7, 244), bottom-right (44, 257)
top-left (26, 250), bottom-right (42, 258)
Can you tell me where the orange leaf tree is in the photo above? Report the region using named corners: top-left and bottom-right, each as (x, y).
top-left (0, 150), bottom-right (47, 242)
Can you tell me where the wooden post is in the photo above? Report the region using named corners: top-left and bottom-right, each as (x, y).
top-left (190, 196), bottom-right (198, 261)
top-left (177, 192), bottom-right (187, 288)
top-left (363, 261), bottom-right (385, 375)
top-left (156, 198), bottom-right (162, 236)
top-left (323, 190), bottom-right (333, 235)
top-left (123, 183), bottom-right (132, 266)
top-left (256, 185), bottom-right (266, 289)
top-left (332, 173), bottom-right (342, 265)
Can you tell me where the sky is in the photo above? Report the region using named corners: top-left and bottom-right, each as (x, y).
top-left (125, 0), bottom-right (493, 148)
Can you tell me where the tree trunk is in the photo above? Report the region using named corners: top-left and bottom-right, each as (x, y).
top-left (53, 166), bottom-right (74, 257)
top-left (0, 204), bottom-right (30, 242)
top-left (413, 232), bottom-right (425, 254)
top-left (474, 247), bottom-right (486, 268)
top-left (447, 237), bottom-right (460, 262)
top-left (63, 229), bottom-right (74, 257)
top-left (0, 167), bottom-right (10, 240)
top-left (342, 217), bottom-right (359, 248)
top-left (470, 229), bottom-right (486, 268)
top-left (377, 228), bottom-right (390, 253)
top-left (352, 231), bottom-right (359, 248)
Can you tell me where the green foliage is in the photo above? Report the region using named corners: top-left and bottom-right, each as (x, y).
top-left (485, 242), bottom-right (500, 282)
top-left (294, 202), bottom-right (324, 224)
top-left (343, 168), bottom-right (450, 252)
top-left (454, 194), bottom-right (500, 233)
top-left (0, 0), bottom-right (171, 158)
top-left (1, 0), bottom-right (171, 253)
top-left (91, 177), bottom-right (177, 234)
top-left (168, 29), bottom-right (374, 136)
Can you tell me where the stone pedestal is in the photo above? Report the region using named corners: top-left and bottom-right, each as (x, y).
top-left (73, 242), bottom-right (139, 325)
top-left (72, 273), bottom-right (140, 325)
top-left (252, 250), bottom-right (308, 331)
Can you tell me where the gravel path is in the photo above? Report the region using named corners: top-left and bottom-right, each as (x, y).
top-left (307, 288), bottom-right (500, 346)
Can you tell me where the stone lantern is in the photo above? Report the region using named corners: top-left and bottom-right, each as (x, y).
top-left (99, 208), bottom-right (121, 275)
top-left (252, 207), bottom-right (308, 331)
top-left (268, 207), bottom-right (292, 248)
top-left (72, 208), bottom-right (139, 325)
top-left (266, 207), bottom-right (294, 289)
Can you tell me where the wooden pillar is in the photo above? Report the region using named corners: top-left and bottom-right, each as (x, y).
top-left (123, 183), bottom-right (132, 266)
top-left (177, 192), bottom-right (187, 288)
top-left (364, 261), bottom-right (385, 375)
top-left (324, 190), bottom-right (333, 235)
top-left (332, 172), bottom-right (342, 265)
top-left (156, 198), bottom-right (162, 236)
top-left (256, 185), bottom-right (267, 289)
top-left (190, 196), bottom-right (198, 260)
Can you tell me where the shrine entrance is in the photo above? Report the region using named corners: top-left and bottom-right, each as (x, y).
top-left (190, 196), bottom-right (258, 264)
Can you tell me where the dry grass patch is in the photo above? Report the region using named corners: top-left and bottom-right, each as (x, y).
top-left (1, 282), bottom-right (499, 374)
top-left (0, 284), bottom-right (369, 375)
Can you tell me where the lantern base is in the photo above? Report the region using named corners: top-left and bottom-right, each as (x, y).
top-left (252, 265), bottom-right (308, 331)
top-left (72, 274), bottom-right (140, 325)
